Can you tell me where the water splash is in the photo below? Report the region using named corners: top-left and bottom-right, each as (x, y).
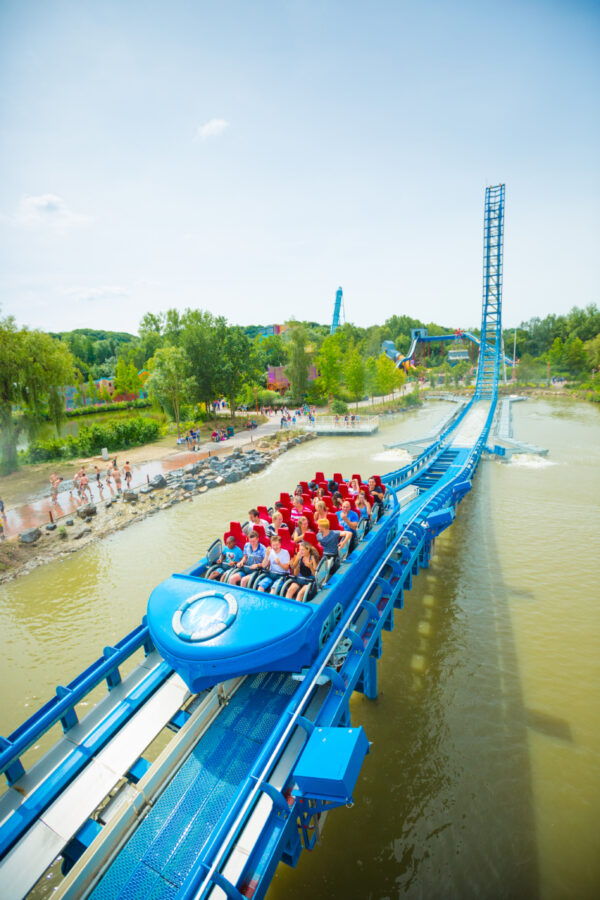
top-left (371, 448), bottom-right (413, 464)
top-left (508, 453), bottom-right (556, 469)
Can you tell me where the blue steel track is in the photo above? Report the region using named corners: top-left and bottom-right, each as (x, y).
top-left (0, 186), bottom-right (506, 900)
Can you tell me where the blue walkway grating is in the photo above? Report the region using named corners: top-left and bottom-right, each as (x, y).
top-left (90, 672), bottom-right (296, 900)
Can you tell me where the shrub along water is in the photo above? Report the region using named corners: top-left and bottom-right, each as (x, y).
top-left (65, 399), bottom-right (152, 418)
top-left (25, 417), bottom-right (162, 463)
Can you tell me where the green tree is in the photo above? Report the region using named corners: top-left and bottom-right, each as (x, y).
top-left (135, 313), bottom-right (164, 367)
top-left (375, 354), bottom-right (404, 399)
top-left (364, 357), bottom-right (378, 401)
top-left (87, 376), bottom-right (99, 405)
top-left (584, 334), bottom-right (600, 371)
top-left (162, 308), bottom-right (183, 345)
top-left (548, 337), bottom-right (564, 371)
top-left (179, 309), bottom-right (225, 417)
top-left (316, 334), bottom-right (343, 402)
top-left (286, 326), bottom-right (310, 402)
top-left (218, 327), bottom-right (258, 417)
top-left (113, 357), bottom-right (130, 395)
top-left (564, 336), bottom-right (586, 376)
top-left (48, 387), bottom-right (66, 437)
top-left (146, 346), bottom-right (194, 436)
top-left (0, 317), bottom-right (75, 473)
top-left (452, 360), bottom-right (470, 387)
top-left (73, 386), bottom-right (84, 407)
top-left (345, 346), bottom-right (366, 405)
top-left (517, 353), bottom-right (541, 384)
top-left (127, 361), bottom-right (140, 394)
top-left (255, 334), bottom-right (288, 368)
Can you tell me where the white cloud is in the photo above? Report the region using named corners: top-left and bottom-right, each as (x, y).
top-left (15, 194), bottom-right (90, 229)
top-left (65, 285), bottom-right (129, 303)
top-left (194, 117), bottom-right (229, 142)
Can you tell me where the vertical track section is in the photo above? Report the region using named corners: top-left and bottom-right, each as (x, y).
top-left (330, 287), bottom-right (344, 334)
top-left (474, 184), bottom-right (505, 400)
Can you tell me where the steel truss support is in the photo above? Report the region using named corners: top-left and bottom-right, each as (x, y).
top-left (475, 184), bottom-right (505, 399)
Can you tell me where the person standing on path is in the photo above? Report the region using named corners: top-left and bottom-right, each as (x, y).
top-left (49, 472), bottom-right (62, 503)
top-left (79, 471), bottom-right (92, 501)
top-left (123, 461), bottom-right (132, 489)
top-left (72, 466), bottom-right (85, 499)
top-left (113, 464), bottom-right (122, 493)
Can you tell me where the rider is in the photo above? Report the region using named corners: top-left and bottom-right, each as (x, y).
top-left (208, 535), bottom-right (244, 580)
top-left (228, 532), bottom-right (266, 588)
top-left (256, 535), bottom-right (291, 592)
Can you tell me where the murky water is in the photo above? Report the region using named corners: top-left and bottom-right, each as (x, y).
top-left (1, 400), bottom-right (599, 899)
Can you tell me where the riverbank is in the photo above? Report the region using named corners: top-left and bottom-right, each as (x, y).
top-left (0, 429), bottom-right (316, 584)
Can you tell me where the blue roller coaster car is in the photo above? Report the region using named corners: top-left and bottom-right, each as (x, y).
top-left (147, 503), bottom-right (397, 693)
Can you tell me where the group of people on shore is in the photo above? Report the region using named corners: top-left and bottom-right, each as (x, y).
top-left (208, 474), bottom-right (385, 601)
top-left (49, 459), bottom-right (134, 505)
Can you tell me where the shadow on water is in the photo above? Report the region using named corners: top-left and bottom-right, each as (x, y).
top-left (270, 463), bottom-right (541, 899)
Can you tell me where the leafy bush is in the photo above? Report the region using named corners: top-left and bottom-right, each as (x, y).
top-left (65, 399), bottom-right (151, 418)
top-left (331, 399), bottom-right (348, 414)
top-left (28, 438), bottom-right (68, 463)
top-left (403, 390), bottom-right (420, 407)
top-left (24, 417), bottom-right (162, 463)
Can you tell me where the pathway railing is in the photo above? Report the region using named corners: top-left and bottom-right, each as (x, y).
top-left (299, 415), bottom-right (378, 433)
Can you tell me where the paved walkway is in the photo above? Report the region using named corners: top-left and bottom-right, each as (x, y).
top-left (1, 417), bottom-right (281, 539)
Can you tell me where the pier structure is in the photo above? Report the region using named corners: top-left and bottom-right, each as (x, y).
top-left (489, 396), bottom-right (548, 458)
top-left (0, 186), bottom-right (511, 900)
top-left (298, 414), bottom-right (378, 435)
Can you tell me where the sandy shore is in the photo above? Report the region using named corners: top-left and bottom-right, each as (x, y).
top-left (0, 430), bottom-right (314, 585)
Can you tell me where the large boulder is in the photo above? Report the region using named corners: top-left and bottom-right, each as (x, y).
top-left (149, 474), bottom-right (167, 490)
top-left (77, 503), bottom-right (97, 519)
top-left (182, 479), bottom-right (197, 491)
top-left (122, 490), bottom-right (137, 503)
top-left (19, 527), bottom-right (41, 545)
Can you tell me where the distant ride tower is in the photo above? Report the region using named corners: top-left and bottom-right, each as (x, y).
top-left (330, 287), bottom-right (344, 334)
top-left (474, 184), bottom-right (505, 399)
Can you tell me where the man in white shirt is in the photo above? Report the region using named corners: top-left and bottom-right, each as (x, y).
top-left (257, 535), bottom-right (291, 592)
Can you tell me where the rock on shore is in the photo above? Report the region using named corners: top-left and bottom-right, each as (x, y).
top-left (6, 432), bottom-right (316, 584)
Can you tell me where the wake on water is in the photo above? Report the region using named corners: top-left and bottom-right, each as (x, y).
top-left (371, 448), bottom-right (413, 464)
top-left (507, 453), bottom-right (556, 469)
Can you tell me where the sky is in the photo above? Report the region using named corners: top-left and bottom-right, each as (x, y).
top-left (0, 0), bottom-right (598, 335)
